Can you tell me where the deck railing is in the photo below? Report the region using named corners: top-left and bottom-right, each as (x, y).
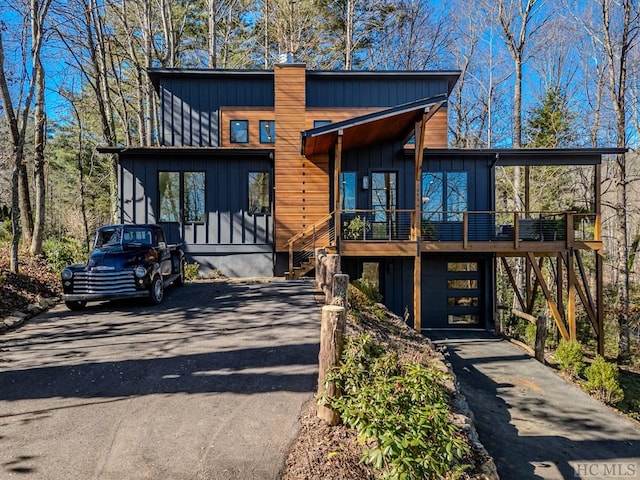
top-left (339, 210), bottom-right (600, 244)
top-left (340, 210), bottom-right (415, 241)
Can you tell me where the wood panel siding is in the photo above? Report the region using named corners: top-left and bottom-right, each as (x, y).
top-left (220, 107), bottom-right (274, 148)
top-left (275, 64), bottom-right (312, 251)
top-left (424, 109), bottom-right (448, 148)
top-left (304, 108), bottom-right (381, 128)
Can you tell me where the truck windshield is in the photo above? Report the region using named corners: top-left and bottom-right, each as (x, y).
top-left (95, 228), bottom-right (123, 247)
top-left (95, 227), bottom-right (153, 247)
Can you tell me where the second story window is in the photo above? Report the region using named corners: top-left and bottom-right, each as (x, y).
top-left (259, 120), bottom-right (275, 143)
top-left (314, 120), bottom-right (332, 128)
top-left (422, 172), bottom-right (467, 222)
top-left (230, 120), bottom-right (248, 143)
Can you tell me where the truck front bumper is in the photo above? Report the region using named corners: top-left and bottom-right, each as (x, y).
top-left (62, 291), bottom-right (150, 302)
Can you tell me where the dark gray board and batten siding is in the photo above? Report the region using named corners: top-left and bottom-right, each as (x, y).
top-left (118, 150), bottom-right (275, 277)
top-left (305, 72), bottom-right (457, 108)
top-left (150, 69), bottom-right (458, 148)
top-left (157, 74), bottom-right (274, 147)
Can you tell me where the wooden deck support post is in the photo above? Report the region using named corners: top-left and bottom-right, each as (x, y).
top-left (567, 250), bottom-right (577, 340)
top-left (317, 305), bottom-right (346, 425)
top-left (594, 164), bottom-right (605, 356)
top-left (334, 132), bottom-right (343, 247)
top-left (412, 113), bottom-right (427, 332)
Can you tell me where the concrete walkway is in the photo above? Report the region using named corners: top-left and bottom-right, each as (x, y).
top-left (429, 331), bottom-right (640, 480)
top-left (0, 279), bottom-right (320, 480)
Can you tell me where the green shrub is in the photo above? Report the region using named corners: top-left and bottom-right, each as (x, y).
top-left (42, 237), bottom-right (85, 272)
top-left (524, 322), bottom-right (537, 347)
top-left (342, 215), bottom-right (370, 240)
top-left (0, 217), bottom-right (12, 242)
top-left (554, 339), bottom-right (585, 377)
top-left (184, 262), bottom-right (200, 280)
top-left (325, 334), bottom-right (471, 480)
top-left (352, 277), bottom-right (382, 303)
top-left (583, 355), bottom-right (624, 405)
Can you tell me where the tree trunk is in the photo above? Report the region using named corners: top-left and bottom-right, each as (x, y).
top-left (31, 56), bottom-right (46, 255)
top-left (18, 161), bottom-right (33, 246)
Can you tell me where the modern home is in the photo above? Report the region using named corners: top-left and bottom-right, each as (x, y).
top-left (101, 61), bottom-right (622, 353)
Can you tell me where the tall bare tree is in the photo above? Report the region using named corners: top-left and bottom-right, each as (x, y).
top-left (0, 0), bottom-right (51, 270)
top-left (30, 0), bottom-right (53, 255)
top-left (596, 0), bottom-right (639, 361)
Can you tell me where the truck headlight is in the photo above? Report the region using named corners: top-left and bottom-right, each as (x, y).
top-left (61, 268), bottom-right (73, 280)
top-left (135, 266), bottom-right (148, 278)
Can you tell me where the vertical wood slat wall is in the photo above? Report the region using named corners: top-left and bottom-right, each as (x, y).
top-left (274, 64), bottom-right (314, 251)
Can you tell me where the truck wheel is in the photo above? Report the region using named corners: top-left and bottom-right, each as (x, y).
top-left (149, 275), bottom-right (164, 304)
top-left (175, 258), bottom-right (185, 286)
top-left (65, 300), bottom-right (87, 311)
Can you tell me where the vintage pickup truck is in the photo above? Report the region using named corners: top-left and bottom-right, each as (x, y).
top-left (61, 224), bottom-right (185, 310)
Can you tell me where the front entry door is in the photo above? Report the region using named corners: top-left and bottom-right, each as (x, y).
top-left (421, 257), bottom-right (483, 328)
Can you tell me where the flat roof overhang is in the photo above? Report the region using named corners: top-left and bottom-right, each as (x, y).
top-left (97, 146), bottom-right (274, 159)
top-left (147, 67), bottom-right (460, 95)
top-left (300, 94), bottom-right (448, 157)
top-left (408, 148), bottom-right (628, 166)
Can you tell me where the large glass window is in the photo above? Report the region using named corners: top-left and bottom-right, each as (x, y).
top-left (422, 171), bottom-right (467, 222)
top-left (340, 172), bottom-right (356, 211)
top-left (158, 171), bottom-right (205, 223)
top-left (230, 120), bottom-right (248, 143)
top-left (422, 172), bottom-right (443, 221)
top-left (371, 172), bottom-right (397, 222)
top-left (447, 172), bottom-right (467, 221)
top-left (159, 172), bottom-right (180, 222)
top-left (248, 172), bottom-right (271, 214)
top-left (259, 120), bottom-right (275, 143)
top-left (184, 172), bottom-right (206, 222)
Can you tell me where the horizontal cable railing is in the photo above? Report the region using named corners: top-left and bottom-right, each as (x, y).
top-left (340, 210), bottom-right (414, 241)
top-left (286, 213), bottom-right (335, 274)
top-left (337, 210), bottom-right (600, 245)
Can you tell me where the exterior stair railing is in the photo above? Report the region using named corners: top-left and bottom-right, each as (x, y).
top-left (285, 213), bottom-right (335, 279)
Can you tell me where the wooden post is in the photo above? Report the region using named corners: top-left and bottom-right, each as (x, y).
top-left (317, 305), bottom-right (346, 425)
top-left (412, 114), bottom-right (427, 333)
top-left (334, 132), bottom-right (343, 247)
top-left (567, 250), bottom-right (577, 340)
top-left (332, 273), bottom-right (349, 307)
top-left (325, 254), bottom-right (341, 303)
top-left (594, 164), bottom-right (605, 356)
top-left (535, 315), bottom-right (547, 364)
top-left (315, 247), bottom-right (326, 289)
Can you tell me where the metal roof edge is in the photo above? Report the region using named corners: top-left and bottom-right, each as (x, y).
top-left (96, 146), bottom-right (274, 157)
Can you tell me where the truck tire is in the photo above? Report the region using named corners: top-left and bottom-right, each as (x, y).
top-left (149, 275), bottom-right (164, 304)
top-left (65, 300), bottom-right (87, 311)
top-left (175, 258), bottom-right (185, 286)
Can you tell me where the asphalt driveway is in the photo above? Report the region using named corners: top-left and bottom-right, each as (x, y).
top-left (0, 279), bottom-right (320, 480)
top-left (430, 330), bottom-right (640, 480)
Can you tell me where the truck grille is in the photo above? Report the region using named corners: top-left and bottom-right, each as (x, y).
top-left (73, 270), bottom-right (137, 294)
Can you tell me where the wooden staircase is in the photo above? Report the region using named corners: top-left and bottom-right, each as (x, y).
top-left (284, 213), bottom-right (335, 280)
